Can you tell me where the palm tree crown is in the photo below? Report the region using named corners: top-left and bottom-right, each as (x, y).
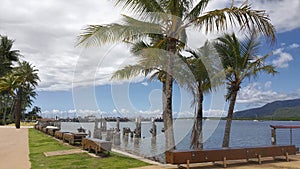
top-left (0, 35), bottom-right (21, 77)
top-left (78, 0), bottom-right (276, 151)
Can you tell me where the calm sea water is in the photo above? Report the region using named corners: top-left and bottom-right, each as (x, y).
top-left (61, 120), bottom-right (300, 163)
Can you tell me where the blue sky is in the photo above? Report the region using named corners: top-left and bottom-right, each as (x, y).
top-left (1, 0), bottom-right (299, 118)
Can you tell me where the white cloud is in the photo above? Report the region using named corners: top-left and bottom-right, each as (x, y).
top-left (0, 0), bottom-right (124, 91)
top-left (289, 43), bottom-right (300, 49)
top-left (41, 108), bottom-right (229, 118)
top-left (264, 81), bottom-right (272, 89)
top-left (237, 82), bottom-right (300, 107)
top-left (204, 109), bottom-right (226, 117)
top-left (41, 108), bottom-right (163, 118)
top-left (271, 48), bottom-right (293, 68)
top-left (1, 0), bottom-right (299, 91)
top-left (141, 82), bottom-right (148, 86)
top-left (250, 0), bottom-right (300, 32)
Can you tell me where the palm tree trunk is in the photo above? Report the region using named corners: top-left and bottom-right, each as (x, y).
top-left (222, 89), bottom-right (238, 147)
top-left (15, 87), bottom-right (23, 129)
top-left (2, 94), bottom-right (10, 125)
top-left (191, 84), bottom-right (204, 149)
top-left (163, 38), bottom-right (177, 151)
top-left (163, 74), bottom-right (175, 151)
top-left (10, 99), bottom-right (15, 121)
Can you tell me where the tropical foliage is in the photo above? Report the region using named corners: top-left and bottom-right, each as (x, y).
top-left (0, 35), bottom-right (40, 127)
top-left (78, 0), bottom-right (275, 150)
top-left (186, 41), bottom-right (222, 149)
top-left (214, 32), bottom-right (277, 147)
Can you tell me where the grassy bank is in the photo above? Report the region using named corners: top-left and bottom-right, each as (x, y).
top-left (29, 129), bottom-right (150, 169)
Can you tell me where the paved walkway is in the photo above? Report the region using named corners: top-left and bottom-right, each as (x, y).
top-left (0, 126), bottom-right (31, 169)
top-left (1, 126), bottom-right (300, 169)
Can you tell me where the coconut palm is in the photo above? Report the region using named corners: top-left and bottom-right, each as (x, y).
top-left (13, 61), bottom-right (39, 128)
top-left (78, 0), bottom-right (275, 150)
top-left (214, 32), bottom-right (277, 147)
top-left (0, 35), bottom-right (20, 77)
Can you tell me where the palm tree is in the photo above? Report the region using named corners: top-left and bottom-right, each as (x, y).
top-left (13, 61), bottom-right (39, 128)
top-left (214, 32), bottom-right (277, 147)
top-left (28, 106), bottom-right (41, 120)
top-left (0, 35), bottom-right (21, 125)
top-left (78, 0), bottom-right (275, 150)
top-left (0, 73), bottom-right (20, 125)
top-left (111, 39), bottom-right (170, 124)
top-left (186, 41), bottom-right (221, 149)
top-left (0, 35), bottom-right (20, 77)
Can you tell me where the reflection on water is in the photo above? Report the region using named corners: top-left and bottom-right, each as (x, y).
top-left (61, 119), bottom-right (300, 163)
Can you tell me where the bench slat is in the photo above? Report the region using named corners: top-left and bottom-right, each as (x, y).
top-left (166, 145), bottom-right (297, 165)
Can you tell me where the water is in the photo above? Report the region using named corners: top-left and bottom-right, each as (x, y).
top-left (61, 120), bottom-right (300, 163)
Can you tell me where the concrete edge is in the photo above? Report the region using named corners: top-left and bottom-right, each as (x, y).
top-left (111, 148), bottom-right (177, 168)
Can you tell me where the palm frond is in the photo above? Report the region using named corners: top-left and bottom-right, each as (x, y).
top-left (77, 15), bottom-right (162, 47)
top-left (192, 4), bottom-right (276, 42)
top-left (111, 64), bottom-right (146, 80)
top-left (114, 0), bottom-right (164, 15)
top-left (185, 0), bottom-right (210, 21)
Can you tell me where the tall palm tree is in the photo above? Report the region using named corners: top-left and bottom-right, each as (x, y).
top-left (78, 0), bottom-right (275, 150)
top-left (13, 61), bottom-right (39, 129)
top-left (214, 32), bottom-right (277, 147)
top-left (0, 35), bottom-right (20, 77)
top-left (0, 35), bottom-right (21, 125)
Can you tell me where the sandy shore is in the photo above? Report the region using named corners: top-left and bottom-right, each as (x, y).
top-left (0, 126), bottom-right (31, 169)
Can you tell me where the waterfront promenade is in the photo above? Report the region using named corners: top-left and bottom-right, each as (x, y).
top-left (1, 126), bottom-right (300, 169)
top-left (0, 126), bottom-right (31, 169)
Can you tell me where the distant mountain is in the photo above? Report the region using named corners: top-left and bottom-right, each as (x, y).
top-left (233, 99), bottom-right (300, 118)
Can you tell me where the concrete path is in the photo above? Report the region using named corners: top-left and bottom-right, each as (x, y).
top-left (44, 149), bottom-right (83, 157)
top-left (0, 126), bottom-right (31, 169)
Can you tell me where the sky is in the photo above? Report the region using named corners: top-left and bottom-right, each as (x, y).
top-left (0, 0), bottom-right (300, 118)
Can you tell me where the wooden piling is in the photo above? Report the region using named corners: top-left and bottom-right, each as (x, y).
top-left (150, 119), bottom-right (157, 138)
top-left (134, 117), bottom-right (141, 138)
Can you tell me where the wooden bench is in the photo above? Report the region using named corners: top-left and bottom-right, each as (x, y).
top-left (82, 138), bottom-right (112, 156)
top-left (34, 125), bottom-right (43, 131)
top-left (54, 131), bottom-right (69, 140)
top-left (166, 145), bottom-right (297, 168)
top-left (46, 126), bottom-right (60, 136)
top-left (63, 132), bottom-right (88, 145)
top-left (42, 127), bottom-right (48, 133)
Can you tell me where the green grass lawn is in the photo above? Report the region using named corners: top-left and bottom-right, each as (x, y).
top-left (29, 129), bottom-right (150, 169)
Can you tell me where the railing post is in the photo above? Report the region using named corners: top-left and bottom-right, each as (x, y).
top-left (271, 127), bottom-right (276, 145)
top-left (290, 128), bottom-right (293, 145)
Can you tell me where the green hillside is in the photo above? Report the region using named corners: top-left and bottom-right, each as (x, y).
top-left (272, 106), bottom-right (300, 118)
top-left (233, 99), bottom-right (300, 120)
